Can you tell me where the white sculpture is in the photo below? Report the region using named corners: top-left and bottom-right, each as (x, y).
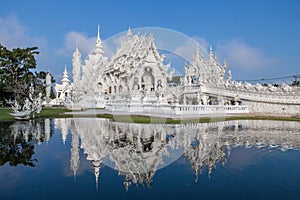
top-left (10, 83), bottom-right (43, 120)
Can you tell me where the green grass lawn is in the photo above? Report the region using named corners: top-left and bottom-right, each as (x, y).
top-left (0, 107), bottom-right (71, 122)
top-left (1, 106), bottom-right (300, 123)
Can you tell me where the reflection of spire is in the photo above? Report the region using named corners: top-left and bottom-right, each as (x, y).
top-left (44, 119), bottom-right (50, 144)
top-left (92, 160), bottom-right (101, 190)
top-left (36, 123), bottom-right (42, 145)
top-left (195, 169), bottom-right (199, 182)
top-left (60, 119), bottom-right (69, 145)
top-left (70, 129), bottom-right (80, 179)
top-left (124, 175), bottom-right (131, 192)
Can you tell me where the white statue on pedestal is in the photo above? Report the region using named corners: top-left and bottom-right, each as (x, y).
top-left (46, 72), bottom-right (52, 103)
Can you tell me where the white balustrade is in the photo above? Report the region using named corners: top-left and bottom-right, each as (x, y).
top-left (106, 103), bottom-right (249, 116)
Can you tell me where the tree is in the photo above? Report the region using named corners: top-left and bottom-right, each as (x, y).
top-left (292, 80), bottom-right (300, 87)
top-left (0, 44), bottom-right (39, 105)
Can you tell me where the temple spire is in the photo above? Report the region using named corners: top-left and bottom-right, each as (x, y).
top-left (76, 41), bottom-right (79, 52)
top-left (93, 25), bottom-right (104, 54)
top-left (127, 26), bottom-right (132, 39)
top-left (223, 59), bottom-right (227, 70)
top-left (73, 42), bottom-right (81, 57)
top-left (64, 65), bottom-right (67, 75)
top-left (195, 43), bottom-right (201, 60)
top-left (96, 25), bottom-right (101, 44)
top-left (92, 160), bottom-right (101, 190)
top-left (209, 45), bottom-right (216, 64)
top-left (62, 65), bottom-right (70, 84)
top-left (72, 42), bottom-right (82, 92)
top-left (227, 69), bottom-right (232, 81)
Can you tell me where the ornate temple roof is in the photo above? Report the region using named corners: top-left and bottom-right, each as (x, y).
top-left (104, 28), bottom-right (171, 79)
top-left (186, 45), bottom-right (227, 85)
top-left (61, 65), bottom-right (70, 84)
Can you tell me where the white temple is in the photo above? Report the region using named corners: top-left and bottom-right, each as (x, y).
top-left (53, 26), bottom-right (300, 115)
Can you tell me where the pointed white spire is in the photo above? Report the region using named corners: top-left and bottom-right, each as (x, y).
top-left (64, 65), bottom-right (67, 75)
top-left (72, 42), bottom-right (82, 91)
top-left (227, 69), bottom-right (232, 81)
top-left (73, 42), bottom-right (81, 58)
top-left (62, 65), bottom-right (70, 84)
top-left (127, 26), bottom-right (132, 39)
top-left (209, 46), bottom-right (213, 59)
top-left (223, 59), bottom-right (227, 70)
top-left (93, 25), bottom-right (103, 54)
top-left (195, 43), bottom-right (202, 61)
top-left (96, 25), bottom-right (101, 44)
top-left (76, 41), bottom-right (79, 52)
top-left (92, 160), bottom-right (101, 190)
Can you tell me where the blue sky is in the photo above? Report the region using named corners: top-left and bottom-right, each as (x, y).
top-left (0, 0), bottom-right (299, 83)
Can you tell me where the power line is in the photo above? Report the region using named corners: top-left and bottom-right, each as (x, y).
top-left (237, 74), bottom-right (298, 82)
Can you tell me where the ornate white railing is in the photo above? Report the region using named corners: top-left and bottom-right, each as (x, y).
top-left (184, 84), bottom-right (300, 104)
top-left (105, 103), bottom-right (249, 116)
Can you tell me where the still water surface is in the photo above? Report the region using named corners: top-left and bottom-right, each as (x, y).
top-left (1, 118), bottom-right (300, 200)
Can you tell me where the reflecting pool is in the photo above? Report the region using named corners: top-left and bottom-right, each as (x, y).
top-left (1, 118), bottom-right (300, 199)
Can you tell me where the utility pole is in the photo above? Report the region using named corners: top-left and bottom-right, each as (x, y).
top-left (293, 75), bottom-right (300, 86)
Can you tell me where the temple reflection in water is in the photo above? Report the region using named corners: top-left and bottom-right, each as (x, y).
top-left (5, 118), bottom-right (300, 191)
top-left (52, 118), bottom-right (300, 190)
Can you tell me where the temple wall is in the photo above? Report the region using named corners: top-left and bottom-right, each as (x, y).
top-left (244, 101), bottom-right (300, 115)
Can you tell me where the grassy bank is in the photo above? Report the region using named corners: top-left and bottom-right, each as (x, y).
top-left (0, 107), bottom-right (71, 122)
top-left (1, 106), bottom-right (300, 123)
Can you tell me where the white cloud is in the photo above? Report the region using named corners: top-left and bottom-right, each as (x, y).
top-left (103, 32), bottom-right (128, 58)
top-left (0, 14), bottom-right (46, 50)
top-left (193, 36), bottom-right (209, 50)
top-left (57, 31), bottom-right (96, 57)
top-left (172, 36), bottom-right (209, 63)
top-left (57, 30), bottom-right (127, 60)
top-left (0, 14), bottom-right (49, 72)
top-left (215, 39), bottom-right (277, 69)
